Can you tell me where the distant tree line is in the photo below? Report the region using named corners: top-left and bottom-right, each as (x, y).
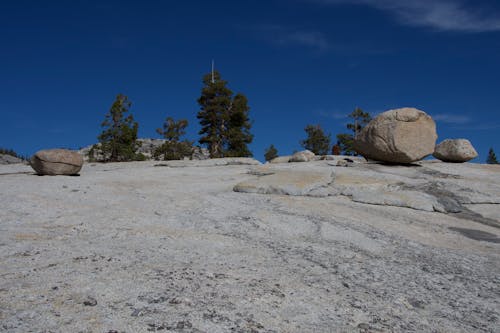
top-left (88, 71), bottom-right (495, 164)
top-left (0, 147), bottom-right (28, 160)
top-left (90, 70), bottom-right (254, 162)
top-left (0, 147), bottom-right (22, 158)
top-left (89, 68), bottom-right (371, 163)
top-left (278, 107), bottom-right (372, 157)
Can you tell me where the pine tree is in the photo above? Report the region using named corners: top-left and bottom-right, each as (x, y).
top-left (197, 70), bottom-right (253, 158)
top-left (264, 144), bottom-right (278, 161)
top-left (226, 93), bottom-right (253, 157)
top-left (300, 124), bottom-right (331, 155)
top-left (154, 117), bottom-right (193, 160)
top-left (197, 71), bottom-right (233, 158)
top-left (336, 107), bottom-right (371, 155)
top-left (487, 148), bottom-right (499, 164)
top-left (95, 94), bottom-right (142, 162)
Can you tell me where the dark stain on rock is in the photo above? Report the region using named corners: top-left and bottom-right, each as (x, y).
top-left (449, 227), bottom-right (500, 243)
top-left (450, 210), bottom-right (500, 229)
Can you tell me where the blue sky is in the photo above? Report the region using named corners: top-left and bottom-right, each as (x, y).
top-left (1, 0), bottom-right (499, 162)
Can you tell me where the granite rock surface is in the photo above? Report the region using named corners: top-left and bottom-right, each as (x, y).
top-left (1, 159), bottom-right (499, 332)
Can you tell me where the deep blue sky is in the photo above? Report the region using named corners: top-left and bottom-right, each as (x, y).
top-left (2, 0), bottom-right (500, 162)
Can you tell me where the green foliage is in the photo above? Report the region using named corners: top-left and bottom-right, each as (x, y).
top-left (157, 117), bottom-right (188, 141)
top-left (225, 93), bottom-right (253, 157)
top-left (336, 134), bottom-right (355, 156)
top-left (264, 144), bottom-right (278, 161)
top-left (97, 94), bottom-right (142, 162)
top-left (300, 124), bottom-right (331, 155)
top-left (154, 117), bottom-right (194, 160)
top-left (135, 153), bottom-right (147, 161)
top-left (336, 107), bottom-right (372, 155)
top-left (197, 70), bottom-right (253, 158)
top-left (487, 148), bottom-right (499, 164)
top-left (0, 147), bottom-right (24, 159)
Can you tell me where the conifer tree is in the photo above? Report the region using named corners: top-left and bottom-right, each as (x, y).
top-left (487, 148), bottom-right (499, 164)
top-left (264, 144), bottom-right (278, 161)
top-left (300, 124), bottom-right (331, 155)
top-left (226, 93), bottom-right (253, 157)
top-left (154, 117), bottom-right (193, 160)
top-left (336, 107), bottom-right (371, 155)
top-left (197, 70), bottom-right (253, 158)
top-left (197, 71), bottom-right (233, 158)
top-left (95, 94), bottom-right (142, 162)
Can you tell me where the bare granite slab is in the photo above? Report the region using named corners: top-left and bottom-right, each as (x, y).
top-left (1, 160), bottom-right (499, 332)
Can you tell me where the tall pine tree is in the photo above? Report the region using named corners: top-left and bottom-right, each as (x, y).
top-left (197, 71), bottom-right (232, 158)
top-left (197, 70), bottom-right (253, 158)
top-left (94, 94), bottom-right (142, 162)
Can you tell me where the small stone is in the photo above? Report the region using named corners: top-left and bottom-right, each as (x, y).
top-left (289, 150), bottom-right (315, 162)
top-left (131, 308), bottom-right (144, 317)
top-left (336, 160), bottom-right (349, 167)
top-left (176, 321), bottom-right (192, 329)
top-left (269, 156), bottom-right (291, 163)
top-left (433, 139), bottom-right (478, 162)
top-left (83, 296), bottom-right (97, 306)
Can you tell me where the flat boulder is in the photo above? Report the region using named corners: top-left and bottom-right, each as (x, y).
top-left (289, 150), bottom-right (315, 162)
top-left (354, 108), bottom-right (437, 163)
top-left (269, 156), bottom-right (291, 164)
top-left (234, 169), bottom-right (334, 196)
top-left (433, 139), bottom-right (478, 162)
top-left (30, 149), bottom-right (84, 175)
top-left (0, 154), bottom-right (23, 165)
top-left (156, 157), bottom-right (261, 168)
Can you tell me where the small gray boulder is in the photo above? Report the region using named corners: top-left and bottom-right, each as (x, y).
top-left (269, 156), bottom-right (291, 164)
top-left (30, 149), bottom-right (84, 175)
top-left (433, 139), bottom-right (478, 162)
top-left (354, 107), bottom-right (437, 164)
top-left (289, 150), bottom-right (315, 163)
top-left (0, 154), bottom-right (24, 165)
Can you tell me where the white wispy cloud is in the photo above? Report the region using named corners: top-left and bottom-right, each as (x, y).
top-left (255, 25), bottom-right (330, 50)
top-left (314, 0), bottom-right (500, 32)
top-left (433, 113), bottom-right (471, 124)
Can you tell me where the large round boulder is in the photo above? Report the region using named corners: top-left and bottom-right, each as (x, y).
top-left (433, 139), bottom-right (478, 162)
top-left (353, 108), bottom-right (437, 163)
top-left (30, 149), bottom-right (84, 175)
